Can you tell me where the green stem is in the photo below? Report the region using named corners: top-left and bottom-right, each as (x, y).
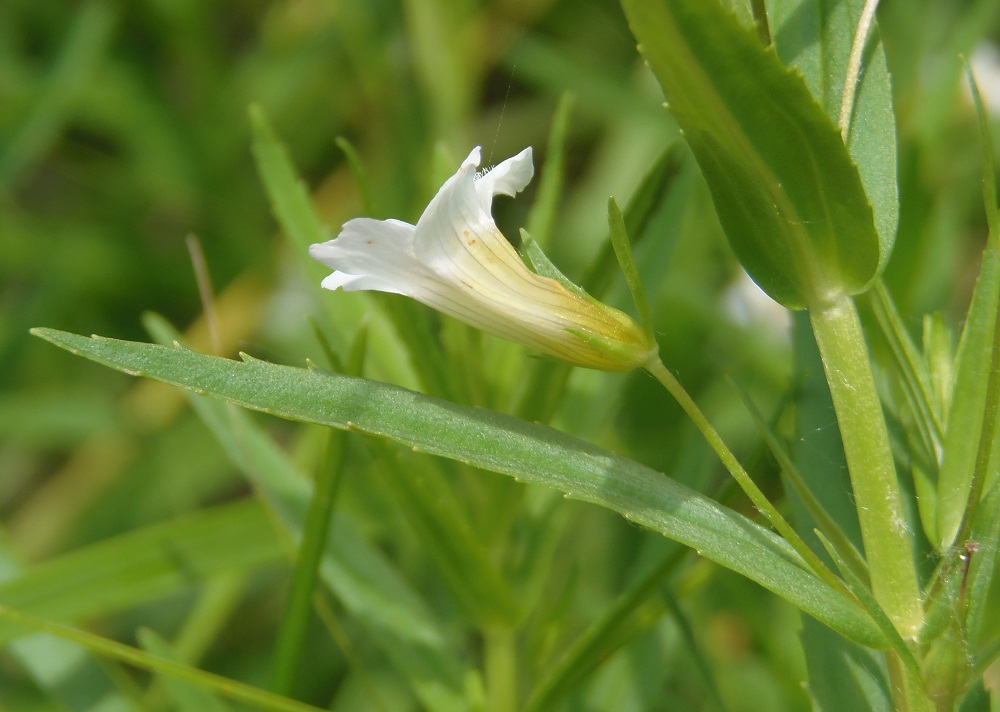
top-left (887, 651), bottom-right (936, 712)
top-left (484, 626), bottom-right (518, 712)
top-left (644, 359), bottom-right (847, 596)
top-left (809, 294), bottom-right (923, 637)
top-left (269, 430), bottom-right (347, 694)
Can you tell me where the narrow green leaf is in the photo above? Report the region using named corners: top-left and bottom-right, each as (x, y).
top-left (967, 483), bottom-right (1000, 650)
top-left (31, 328), bottom-right (888, 648)
top-left (608, 197), bottom-right (654, 342)
top-left (924, 314), bottom-right (956, 424)
top-left (868, 282), bottom-right (944, 549)
top-left (138, 628), bottom-right (231, 712)
top-left (520, 230), bottom-right (586, 299)
top-left (140, 316), bottom-right (467, 711)
top-left (936, 69), bottom-right (1000, 553)
top-left (968, 62), bottom-right (1000, 242)
top-left (0, 605), bottom-right (325, 712)
top-left (870, 282), bottom-right (944, 456)
top-left (0, 1), bottom-right (117, 186)
top-left (334, 136), bottom-right (375, 216)
top-left (936, 247), bottom-right (1000, 549)
top-left (249, 104), bottom-right (328, 262)
top-left (0, 500), bottom-right (282, 644)
top-left (839, 2), bottom-right (899, 259)
top-left (621, 0), bottom-right (883, 308)
top-left (580, 143), bottom-right (686, 298)
top-left (525, 92), bottom-right (575, 249)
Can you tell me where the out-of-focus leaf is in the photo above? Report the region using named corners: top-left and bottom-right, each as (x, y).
top-left (138, 628), bottom-right (231, 712)
top-left (526, 92), bottom-right (575, 249)
top-left (142, 314), bottom-right (468, 711)
top-left (248, 104), bottom-right (328, 270)
top-left (0, 543), bottom-right (127, 710)
top-left (800, 618), bottom-right (892, 712)
top-left (0, 1), bottom-right (117, 186)
top-left (0, 500), bottom-right (282, 644)
top-left (0, 604), bottom-right (325, 712)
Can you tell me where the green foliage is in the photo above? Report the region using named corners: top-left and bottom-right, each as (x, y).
top-left (5, 0), bottom-right (1000, 710)
top-left (620, 0), bottom-right (886, 309)
top-left (768, 0), bottom-right (899, 256)
top-left (31, 326), bottom-right (886, 649)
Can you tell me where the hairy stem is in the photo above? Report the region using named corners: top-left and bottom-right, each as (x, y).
top-left (809, 294), bottom-right (922, 637)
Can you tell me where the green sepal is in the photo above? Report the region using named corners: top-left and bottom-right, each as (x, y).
top-left (520, 229), bottom-right (592, 301)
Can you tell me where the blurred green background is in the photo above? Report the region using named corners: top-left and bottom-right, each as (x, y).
top-left (2, 0), bottom-right (999, 710)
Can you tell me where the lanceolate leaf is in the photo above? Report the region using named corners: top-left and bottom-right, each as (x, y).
top-left (767, 0), bottom-right (899, 254)
top-left (935, 218), bottom-right (1000, 550)
top-left (937, 69), bottom-right (1000, 552)
top-left (620, 0), bottom-right (884, 308)
top-left (31, 328), bottom-right (887, 648)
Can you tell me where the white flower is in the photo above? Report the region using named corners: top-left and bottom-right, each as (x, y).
top-left (309, 147), bottom-right (656, 372)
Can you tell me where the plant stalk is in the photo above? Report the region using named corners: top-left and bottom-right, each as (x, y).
top-left (809, 294), bottom-right (923, 637)
top-left (644, 359), bottom-right (847, 595)
top-left (485, 626), bottom-right (518, 712)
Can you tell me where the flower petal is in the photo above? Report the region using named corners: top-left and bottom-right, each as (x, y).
top-left (308, 146), bottom-right (657, 372)
top-left (406, 150), bottom-right (653, 369)
top-left (309, 218), bottom-right (430, 296)
top-left (474, 147), bottom-right (533, 204)
top-left (413, 147), bottom-right (529, 285)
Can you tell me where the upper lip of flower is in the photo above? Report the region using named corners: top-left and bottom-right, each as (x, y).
top-left (309, 146), bottom-right (656, 371)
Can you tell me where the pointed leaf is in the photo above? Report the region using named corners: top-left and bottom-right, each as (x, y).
top-left (621, 0), bottom-right (884, 308)
top-left (936, 247), bottom-right (1000, 549)
top-left (768, 0), bottom-right (899, 255)
top-left (32, 328), bottom-right (887, 648)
